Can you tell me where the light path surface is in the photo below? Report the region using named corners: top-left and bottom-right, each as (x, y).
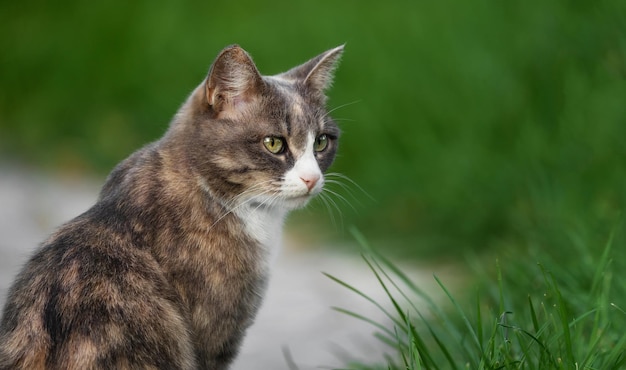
top-left (0, 166), bottom-right (446, 369)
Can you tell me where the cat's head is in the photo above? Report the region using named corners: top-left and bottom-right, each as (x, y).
top-left (172, 45), bottom-right (344, 211)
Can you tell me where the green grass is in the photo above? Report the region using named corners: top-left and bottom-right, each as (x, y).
top-left (328, 227), bottom-right (626, 369)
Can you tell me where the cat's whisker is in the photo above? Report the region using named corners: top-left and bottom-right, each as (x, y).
top-left (209, 201), bottom-right (264, 231)
top-left (322, 187), bottom-right (357, 213)
top-left (317, 191), bottom-right (344, 230)
top-left (211, 174), bottom-right (298, 228)
top-left (316, 192), bottom-right (338, 229)
top-left (209, 186), bottom-right (278, 231)
top-left (251, 192), bottom-right (280, 214)
top-left (221, 180), bottom-right (277, 209)
top-left (330, 117), bottom-right (356, 123)
top-left (323, 100), bottom-right (362, 120)
top-left (324, 179), bottom-right (359, 200)
top-left (325, 172), bottom-right (375, 202)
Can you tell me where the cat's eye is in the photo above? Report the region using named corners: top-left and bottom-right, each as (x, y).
top-left (314, 134), bottom-right (329, 152)
top-left (263, 136), bottom-right (285, 154)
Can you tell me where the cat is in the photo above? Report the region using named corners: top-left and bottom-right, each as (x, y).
top-left (0, 44), bottom-right (344, 369)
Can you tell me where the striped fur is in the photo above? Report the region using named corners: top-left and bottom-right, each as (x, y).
top-left (0, 44), bottom-right (343, 369)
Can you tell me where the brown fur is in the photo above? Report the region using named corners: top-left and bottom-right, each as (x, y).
top-left (0, 44), bottom-right (343, 369)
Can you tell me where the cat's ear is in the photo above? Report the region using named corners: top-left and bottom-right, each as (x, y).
top-left (281, 45), bottom-right (344, 100)
top-left (205, 45), bottom-right (263, 117)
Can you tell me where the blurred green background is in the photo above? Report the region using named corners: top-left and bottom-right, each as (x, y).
top-left (1, 0), bottom-right (625, 258)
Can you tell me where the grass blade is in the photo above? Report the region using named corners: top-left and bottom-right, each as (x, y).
top-left (434, 275), bottom-right (485, 368)
top-left (551, 273), bottom-right (575, 366)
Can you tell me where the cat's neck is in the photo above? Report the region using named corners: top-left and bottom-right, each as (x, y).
top-left (234, 203), bottom-right (287, 267)
top-left (194, 170), bottom-right (287, 266)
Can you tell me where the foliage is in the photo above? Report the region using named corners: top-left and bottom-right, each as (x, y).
top-left (329, 227), bottom-right (626, 369)
top-left (1, 0), bottom-right (625, 254)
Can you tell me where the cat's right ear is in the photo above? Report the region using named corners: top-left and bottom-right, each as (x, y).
top-left (205, 45), bottom-right (263, 118)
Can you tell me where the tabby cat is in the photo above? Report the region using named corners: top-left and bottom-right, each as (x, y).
top-left (0, 44), bottom-right (344, 369)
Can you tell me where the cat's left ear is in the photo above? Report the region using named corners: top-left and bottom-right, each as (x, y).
top-left (281, 45), bottom-right (344, 100)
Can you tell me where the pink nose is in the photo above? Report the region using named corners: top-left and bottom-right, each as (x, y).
top-left (300, 175), bottom-right (320, 192)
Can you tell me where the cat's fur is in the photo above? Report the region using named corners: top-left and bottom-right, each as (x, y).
top-left (0, 44), bottom-right (343, 369)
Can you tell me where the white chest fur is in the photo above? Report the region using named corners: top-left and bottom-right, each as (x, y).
top-left (234, 204), bottom-right (287, 270)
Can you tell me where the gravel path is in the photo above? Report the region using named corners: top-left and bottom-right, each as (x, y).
top-left (0, 165), bottom-right (442, 369)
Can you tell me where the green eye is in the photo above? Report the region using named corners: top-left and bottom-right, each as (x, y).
top-left (314, 134), bottom-right (329, 152)
top-left (263, 136), bottom-right (285, 154)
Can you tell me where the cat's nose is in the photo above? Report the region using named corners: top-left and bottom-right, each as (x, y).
top-left (300, 174), bottom-right (320, 192)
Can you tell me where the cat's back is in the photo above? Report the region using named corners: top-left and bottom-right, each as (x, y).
top-left (0, 147), bottom-right (197, 369)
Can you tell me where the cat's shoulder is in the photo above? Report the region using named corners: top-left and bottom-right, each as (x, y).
top-left (99, 142), bottom-right (164, 200)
